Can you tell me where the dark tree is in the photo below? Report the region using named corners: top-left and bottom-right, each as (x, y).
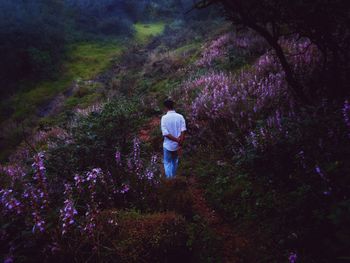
top-left (193, 0), bottom-right (350, 103)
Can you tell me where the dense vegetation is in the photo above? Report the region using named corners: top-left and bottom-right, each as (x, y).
top-left (0, 0), bottom-right (212, 161)
top-left (0, 0), bottom-right (192, 98)
top-left (1, 0), bottom-right (350, 262)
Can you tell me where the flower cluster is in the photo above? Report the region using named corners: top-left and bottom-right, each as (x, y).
top-left (0, 165), bottom-right (26, 182)
top-left (196, 33), bottom-right (232, 67)
top-left (60, 184), bottom-right (78, 235)
top-left (0, 139), bottom-right (160, 254)
top-left (0, 189), bottom-right (22, 215)
top-left (182, 37), bottom-right (320, 152)
top-left (119, 184), bottom-right (130, 194)
top-left (83, 204), bottom-right (100, 236)
top-left (115, 151), bottom-right (122, 166)
top-left (289, 252), bottom-right (297, 263)
top-left (144, 155), bottom-right (158, 181)
top-left (32, 152), bottom-right (49, 202)
top-left (31, 211), bottom-right (45, 233)
top-left (127, 138), bottom-right (143, 177)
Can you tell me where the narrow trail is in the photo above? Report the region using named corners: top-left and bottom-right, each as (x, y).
top-left (186, 177), bottom-right (248, 263)
top-left (139, 117), bottom-right (160, 143)
top-left (139, 117), bottom-right (248, 262)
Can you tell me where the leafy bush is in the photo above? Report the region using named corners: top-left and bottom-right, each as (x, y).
top-left (179, 35), bottom-right (320, 154)
top-left (218, 106), bottom-right (350, 263)
top-left (0, 139), bottom-right (161, 262)
top-left (46, 98), bottom-right (142, 177)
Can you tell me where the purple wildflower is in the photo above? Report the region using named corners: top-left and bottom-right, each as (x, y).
top-left (60, 184), bottom-right (78, 235)
top-left (144, 155), bottom-right (158, 180)
top-left (32, 211), bottom-right (45, 233)
top-left (74, 174), bottom-right (85, 192)
top-left (4, 256), bottom-right (14, 263)
top-left (289, 252), bottom-right (297, 263)
top-left (83, 205), bottom-right (99, 236)
top-left (115, 151), bottom-right (122, 166)
top-left (343, 100), bottom-right (350, 136)
top-left (119, 184), bottom-right (130, 194)
top-left (315, 165), bottom-right (326, 180)
top-left (0, 189), bottom-right (22, 215)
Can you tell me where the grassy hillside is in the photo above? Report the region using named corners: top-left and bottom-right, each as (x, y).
top-left (0, 22), bottom-right (166, 161)
top-left (1, 16), bottom-right (349, 263)
top-left (13, 41), bottom-right (124, 119)
top-left (134, 22), bottom-right (166, 44)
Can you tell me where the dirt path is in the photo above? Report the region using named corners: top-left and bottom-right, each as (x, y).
top-left (139, 117), bottom-right (248, 262)
top-left (139, 117), bottom-right (160, 142)
top-left (186, 177), bottom-right (248, 263)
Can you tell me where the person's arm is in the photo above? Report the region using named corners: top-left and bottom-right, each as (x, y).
top-left (161, 117), bottom-right (180, 143)
top-left (165, 134), bottom-right (180, 143)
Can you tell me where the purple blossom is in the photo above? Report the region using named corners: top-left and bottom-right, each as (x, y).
top-left (60, 184), bottom-right (78, 235)
top-left (181, 37), bottom-right (321, 154)
top-left (315, 165), bottom-right (326, 180)
top-left (86, 168), bottom-right (103, 207)
top-left (144, 155), bottom-right (158, 180)
top-left (323, 190), bottom-right (332, 196)
top-left (119, 184), bottom-right (130, 194)
top-left (32, 152), bottom-right (46, 174)
top-left (115, 151), bottom-right (121, 166)
top-left (31, 152), bottom-right (49, 205)
top-left (4, 256), bottom-right (14, 263)
top-left (289, 252), bottom-right (297, 263)
top-left (82, 205), bottom-right (99, 236)
top-left (74, 174), bottom-right (85, 192)
top-left (197, 33), bottom-right (232, 67)
top-left (0, 165), bottom-right (26, 181)
top-left (86, 168), bottom-right (103, 185)
top-left (32, 211), bottom-right (45, 233)
top-left (128, 138), bottom-right (143, 177)
top-left (0, 189), bottom-right (22, 215)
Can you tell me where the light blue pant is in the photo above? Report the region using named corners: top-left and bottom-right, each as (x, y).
top-left (163, 148), bottom-right (179, 178)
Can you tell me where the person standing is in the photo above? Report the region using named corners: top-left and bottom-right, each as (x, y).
top-left (161, 99), bottom-right (186, 178)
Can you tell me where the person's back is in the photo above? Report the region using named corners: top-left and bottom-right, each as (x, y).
top-left (161, 111), bottom-right (186, 152)
top-left (161, 99), bottom-right (186, 178)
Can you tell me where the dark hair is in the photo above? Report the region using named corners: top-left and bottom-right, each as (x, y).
top-left (163, 99), bottom-right (175, 109)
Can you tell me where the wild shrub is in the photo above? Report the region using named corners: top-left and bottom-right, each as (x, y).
top-left (177, 32), bottom-right (350, 262)
top-left (179, 36), bottom-right (321, 154)
top-left (0, 98), bottom-right (161, 262)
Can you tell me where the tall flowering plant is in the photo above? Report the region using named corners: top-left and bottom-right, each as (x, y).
top-left (0, 139), bottom-right (161, 260)
top-left (196, 33), bottom-right (233, 67)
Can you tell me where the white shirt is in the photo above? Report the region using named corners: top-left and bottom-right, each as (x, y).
top-left (161, 110), bottom-right (187, 151)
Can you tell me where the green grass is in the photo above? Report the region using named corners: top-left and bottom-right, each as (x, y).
top-left (12, 41), bottom-right (123, 119)
top-left (11, 23), bottom-right (167, 119)
top-left (134, 22), bottom-right (165, 44)
top-left (1, 23), bottom-right (167, 161)
top-left (173, 42), bottom-right (201, 55)
top-left (66, 42), bottom-right (123, 79)
top-left (64, 92), bottom-right (103, 109)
